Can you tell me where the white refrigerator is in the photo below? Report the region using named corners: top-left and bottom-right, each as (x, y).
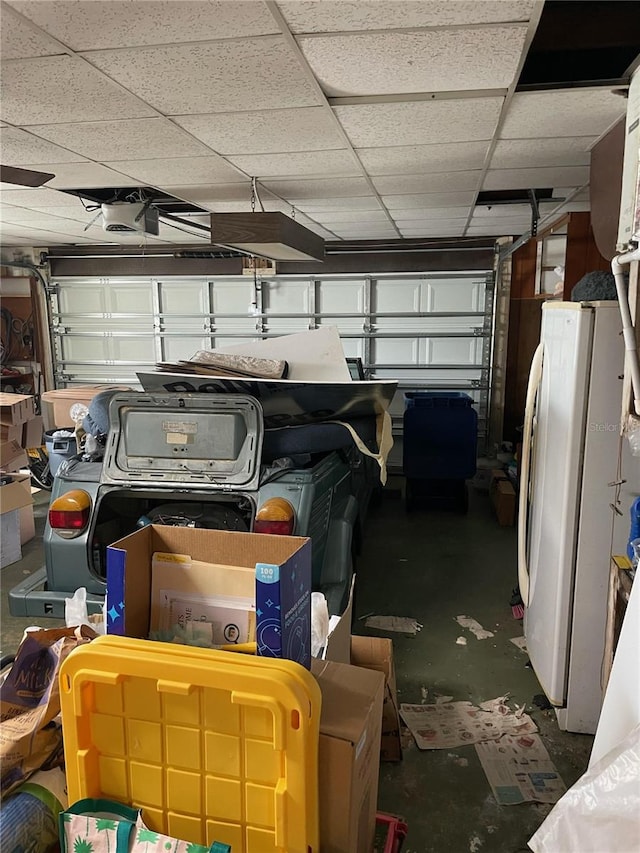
top-left (519, 301), bottom-right (626, 734)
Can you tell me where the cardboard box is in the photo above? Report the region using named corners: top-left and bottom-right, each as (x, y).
top-left (490, 469), bottom-right (517, 526)
top-left (22, 415), bottom-right (43, 449)
top-left (0, 393), bottom-right (35, 426)
top-left (320, 576), bottom-right (355, 665)
top-left (312, 658), bottom-right (385, 853)
top-left (5, 471), bottom-right (35, 545)
top-left (106, 525), bottom-right (312, 668)
top-left (0, 423), bottom-right (22, 443)
top-left (351, 636), bottom-right (402, 762)
top-left (0, 440), bottom-right (29, 472)
top-left (0, 473), bottom-right (33, 567)
top-left (41, 385), bottom-right (130, 430)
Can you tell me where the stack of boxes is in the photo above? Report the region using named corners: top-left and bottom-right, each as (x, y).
top-left (0, 392), bottom-right (39, 567)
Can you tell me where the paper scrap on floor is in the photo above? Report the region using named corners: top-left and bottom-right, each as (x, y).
top-left (400, 696), bottom-right (537, 749)
top-left (365, 615), bottom-right (423, 635)
top-left (455, 615), bottom-right (494, 639)
top-left (510, 636), bottom-right (528, 652)
top-left (475, 733), bottom-right (566, 805)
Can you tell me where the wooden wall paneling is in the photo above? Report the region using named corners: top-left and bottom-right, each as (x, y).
top-left (590, 118), bottom-right (625, 262)
top-left (563, 211), bottom-right (611, 299)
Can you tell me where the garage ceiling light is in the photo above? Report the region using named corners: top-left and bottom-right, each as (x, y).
top-left (210, 212), bottom-right (325, 262)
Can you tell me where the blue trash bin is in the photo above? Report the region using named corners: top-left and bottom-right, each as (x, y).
top-left (403, 392), bottom-right (478, 511)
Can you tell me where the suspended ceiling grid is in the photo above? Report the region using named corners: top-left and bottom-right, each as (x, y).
top-left (0, 0), bottom-right (631, 248)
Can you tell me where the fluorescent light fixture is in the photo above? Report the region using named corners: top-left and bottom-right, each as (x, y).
top-left (210, 212), bottom-right (325, 262)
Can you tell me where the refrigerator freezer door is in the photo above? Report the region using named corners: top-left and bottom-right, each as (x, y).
top-left (563, 303), bottom-right (625, 733)
top-left (524, 303), bottom-right (593, 706)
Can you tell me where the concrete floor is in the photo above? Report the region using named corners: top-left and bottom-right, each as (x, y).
top-left (0, 482), bottom-right (592, 852)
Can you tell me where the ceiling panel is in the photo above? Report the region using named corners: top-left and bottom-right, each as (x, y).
top-left (467, 224), bottom-right (521, 236)
top-left (383, 191), bottom-right (476, 209)
top-left (295, 196), bottom-right (382, 211)
top-left (106, 156), bottom-right (245, 187)
top-left (500, 89), bottom-right (626, 139)
top-left (483, 166), bottom-right (590, 191)
top-left (3, 203), bottom-right (98, 222)
top-left (334, 97), bottom-right (503, 148)
top-left (388, 206), bottom-right (472, 221)
top-left (1, 56), bottom-right (156, 125)
top-left (174, 107), bottom-right (345, 155)
top-left (372, 172), bottom-right (481, 195)
top-left (17, 161), bottom-right (139, 188)
top-left (163, 181), bottom-right (255, 211)
top-left (83, 38), bottom-right (321, 115)
top-left (472, 202), bottom-right (559, 219)
top-left (400, 224), bottom-right (466, 237)
top-left (394, 217), bottom-right (469, 229)
top-left (226, 149), bottom-right (359, 179)
top-left (298, 26), bottom-right (528, 97)
top-left (0, 186), bottom-right (83, 206)
top-left (278, 0), bottom-right (535, 32)
top-left (490, 137), bottom-right (596, 170)
top-left (8, 1), bottom-right (279, 50)
top-left (0, 126), bottom-right (87, 164)
top-left (27, 118), bottom-right (213, 161)
top-left (260, 177), bottom-right (372, 199)
top-left (314, 210), bottom-right (390, 223)
top-left (358, 141), bottom-right (490, 176)
top-left (0, 7), bottom-right (63, 59)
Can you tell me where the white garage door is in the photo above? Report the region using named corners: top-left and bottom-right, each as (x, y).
top-left (50, 270), bottom-right (494, 459)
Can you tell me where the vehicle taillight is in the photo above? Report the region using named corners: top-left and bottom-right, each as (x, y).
top-left (49, 490), bottom-right (91, 539)
top-left (254, 497), bottom-right (295, 535)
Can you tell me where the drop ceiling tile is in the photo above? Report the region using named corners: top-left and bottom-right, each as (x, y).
top-left (335, 228), bottom-right (399, 238)
top-left (18, 162), bottom-right (140, 189)
top-left (0, 6), bottom-right (63, 59)
top-left (500, 89), bottom-right (626, 139)
top-left (372, 173), bottom-right (481, 195)
top-left (298, 26), bottom-right (528, 97)
top-left (0, 186), bottom-right (91, 206)
top-left (473, 202), bottom-right (561, 218)
top-left (334, 97), bottom-right (503, 148)
top-left (315, 210), bottom-right (390, 223)
top-left (163, 183), bottom-right (270, 211)
top-left (390, 206), bottom-right (472, 220)
top-left (467, 224), bottom-right (523, 236)
top-left (28, 118), bottom-right (213, 161)
top-left (468, 216), bottom-right (530, 231)
top-left (226, 150), bottom-right (358, 179)
top-left (107, 157), bottom-right (245, 187)
top-left (544, 200), bottom-right (592, 216)
top-left (400, 224), bottom-right (466, 237)
top-left (278, 0), bottom-right (535, 32)
top-left (260, 177), bottom-right (372, 199)
top-left (359, 142), bottom-right (489, 176)
top-left (173, 107), bottom-right (345, 155)
top-left (491, 137), bottom-right (596, 170)
top-left (296, 196), bottom-right (382, 211)
top-left (8, 1), bottom-right (278, 50)
top-left (394, 217), bottom-right (469, 229)
top-left (1, 56), bottom-right (155, 126)
top-left (0, 126), bottom-right (86, 165)
top-left (4, 204), bottom-right (97, 222)
top-left (383, 191), bottom-right (476, 209)
top-left (83, 38), bottom-right (321, 115)
top-left (322, 218), bottom-right (394, 230)
top-left (483, 166), bottom-right (590, 191)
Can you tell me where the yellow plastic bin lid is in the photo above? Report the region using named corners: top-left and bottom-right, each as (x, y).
top-left (59, 635), bottom-right (321, 853)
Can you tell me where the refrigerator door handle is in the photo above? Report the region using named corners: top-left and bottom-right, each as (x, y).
top-left (518, 342), bottom-right (544, 606)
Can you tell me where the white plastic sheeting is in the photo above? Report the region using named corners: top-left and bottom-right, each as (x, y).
top-left (528, 723), bottom-right (640, 852)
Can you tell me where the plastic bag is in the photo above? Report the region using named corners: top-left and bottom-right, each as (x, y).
top-left (65, 587), bottom-right (106, 635)
top-left (311, 592), bottom-right (330, 658)
top-left (528, 723), bottom-right (640, 852)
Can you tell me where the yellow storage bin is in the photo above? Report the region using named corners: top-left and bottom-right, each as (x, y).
top-left (59, 635), bottom-right (321, 853)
